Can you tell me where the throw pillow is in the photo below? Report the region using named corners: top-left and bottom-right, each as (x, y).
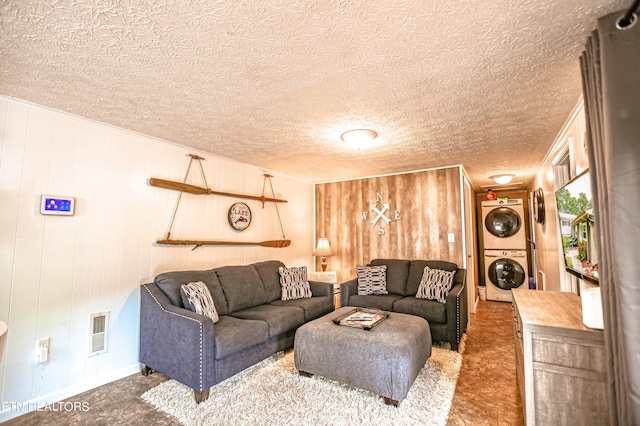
top-left (180, 281), bottom-right (219, 323)
top-left (416, 267), bottom-right (456, 303)
top-left (357, 265), bottom-right (388, 295)
top-left (279, 266), bottom-right (312, 301)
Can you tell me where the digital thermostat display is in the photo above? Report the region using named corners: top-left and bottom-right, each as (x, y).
top-left (40, 195), bottom-right (75, 216)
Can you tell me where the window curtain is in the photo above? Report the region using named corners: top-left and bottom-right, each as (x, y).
top-left (580, 8), bottom-right (640, 426)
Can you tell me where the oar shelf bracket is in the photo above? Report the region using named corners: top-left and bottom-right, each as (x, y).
top-left (156, 239), bottom-right (292, 251)
top-left (151, 154), bottom-right (290, 249)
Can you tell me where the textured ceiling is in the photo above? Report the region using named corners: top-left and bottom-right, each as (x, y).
top-left (0, 0), bottom-right (630, 189)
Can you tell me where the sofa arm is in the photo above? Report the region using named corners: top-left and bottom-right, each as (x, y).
top-left (139, 283), bottom-right (216, 392)
top-left (339, 278), bottom-right (358, 307)
top-left (446, 268), bottom-right (468, 351)
top-left (309, 280), bottom-right (334, 299)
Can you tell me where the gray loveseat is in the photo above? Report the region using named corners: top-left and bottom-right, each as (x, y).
top-left (340, 259), bottom-right (468, 351)
top-left (139, 260), bottom-right (334, 403)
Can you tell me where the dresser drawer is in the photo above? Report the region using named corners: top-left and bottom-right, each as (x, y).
top-left (531, 333), bottom-right (606, 373)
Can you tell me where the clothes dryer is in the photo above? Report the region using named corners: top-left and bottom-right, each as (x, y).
top-left (482, 199), bottom-right (526, 249)
top-left (485, 249), bottom-right (528, 302)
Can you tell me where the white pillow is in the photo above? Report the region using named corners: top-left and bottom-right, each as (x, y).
top-left (356, 265), bottom-right (388, 295)
top-left (279, 266), bottom-right (312, 301)
top-left (416, 267), bottom-right (456, 303)
top-left (180, 281), bottom-right (219, 323)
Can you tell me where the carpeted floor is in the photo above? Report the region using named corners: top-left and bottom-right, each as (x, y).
top-left (142, 347), bottom-right (461, 426)
top-left (4, 300), bottom-right (523, 425)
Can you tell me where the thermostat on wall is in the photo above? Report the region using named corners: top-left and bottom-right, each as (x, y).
top-left (40, 195), bottom-right (75, 216)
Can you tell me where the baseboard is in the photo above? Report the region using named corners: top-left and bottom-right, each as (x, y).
top-left (0, 363), bottom-right (140, 422)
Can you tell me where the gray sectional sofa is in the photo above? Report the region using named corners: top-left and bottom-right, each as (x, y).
top-left (340, 259), bottom-right (468, 351)
top-left (139, 260), bottom-right (334, 403)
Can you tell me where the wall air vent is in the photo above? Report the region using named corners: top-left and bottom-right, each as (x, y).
top-left (89, 312), bottom-right (109, 356)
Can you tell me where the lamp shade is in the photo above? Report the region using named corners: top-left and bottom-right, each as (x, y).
top-left (312, 238), bottom-right (333, 256)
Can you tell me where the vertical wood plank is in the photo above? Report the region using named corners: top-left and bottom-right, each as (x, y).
top-left (0, 101), bottom-right (33, 403)
top-left (0, 98), bottom-right (10, 404)
top-left (36, 112), bottom-right (85, 395)
top-left (14, 105), bottom-right (58, 400)
top-left (315, 167), bottom-right (464, 283)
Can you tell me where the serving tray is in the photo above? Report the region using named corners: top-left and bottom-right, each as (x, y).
top-left (332, 308), bottom-right (389, 330)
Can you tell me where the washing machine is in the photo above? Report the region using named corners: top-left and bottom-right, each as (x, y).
top-left (482, 199), bottom-right (526, 250)
top-left (485, 249), bottom-right (528, 302)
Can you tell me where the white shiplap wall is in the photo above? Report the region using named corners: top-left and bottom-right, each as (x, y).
top-left (0, 95), bottom-right (314, 421)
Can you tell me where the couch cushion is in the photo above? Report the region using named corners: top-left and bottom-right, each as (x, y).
top-left (270, 296), bottom-right (334, 322)
top-left (180, 281), bottom-right (220, 323)
top-left (370, 259), bottom-right (410, 295)
top-left (346, 294), bottom-right (404, 311)
top-left (407, 260), bottom-right (459, 296)
top-left (279, 266), bottom-right (312, 300)
top-left (154, 270), bottom-right (229, 315)
top-left (215, 265), bottom-right (268, 313)
top-left (213, 315), bottom-right (270, 359)
top-left (392, 296), bottom-right (447, 324)
top-left (356, 265), bottom-right (388, 295)
top-left (230, 305), bottom-right (305, 337)
top-left (252, 260), bottom-right (286, 303)
top-left (416, 267), bottom-right (456, 303)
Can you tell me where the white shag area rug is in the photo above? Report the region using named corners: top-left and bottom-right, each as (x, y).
top-left (142, 346), bottom-right (462, 426)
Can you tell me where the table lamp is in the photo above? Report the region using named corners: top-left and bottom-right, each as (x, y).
top-left (313, 238), bottom-right (333, 271)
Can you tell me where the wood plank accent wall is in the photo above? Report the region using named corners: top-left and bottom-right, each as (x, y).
top-left (315, 167), bottom-right (463, 283)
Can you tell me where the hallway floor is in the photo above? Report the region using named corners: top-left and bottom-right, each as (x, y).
top-left (448, 300), bottom-right (524, 425)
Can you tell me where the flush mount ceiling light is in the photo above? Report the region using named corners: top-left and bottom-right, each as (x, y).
top-left (340, 129), bottom-right (378, 150)
top-left (491, 174), bottom-right (515, 185)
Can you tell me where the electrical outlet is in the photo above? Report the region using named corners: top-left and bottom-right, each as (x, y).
top-left (448, 233), bottom-right (455, 243)
top-left (37, 338), bottom-right (50, 363)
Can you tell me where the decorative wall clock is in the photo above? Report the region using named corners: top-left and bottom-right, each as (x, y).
top-left (228, 202), bottom-right (252, 231)
top-left (533, 188), bottom-right (545, 224)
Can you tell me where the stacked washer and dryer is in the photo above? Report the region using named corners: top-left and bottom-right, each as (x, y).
top-left (481, 199), bottom-right (529, 302)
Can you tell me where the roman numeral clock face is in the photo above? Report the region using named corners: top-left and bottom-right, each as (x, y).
top-left (360, 192), bottom-right (401, 235)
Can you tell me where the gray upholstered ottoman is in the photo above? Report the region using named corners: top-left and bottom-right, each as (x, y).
top-left (294, 306), bottom-right (432, 406)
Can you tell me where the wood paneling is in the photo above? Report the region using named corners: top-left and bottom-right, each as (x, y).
top-left (0, 95), bottom-right (314, 415)
top-left (315, 167), bottom-right (463, 282)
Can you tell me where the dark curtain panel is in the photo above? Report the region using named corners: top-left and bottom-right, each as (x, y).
top-left (581, 9), bottom-right (640, 426)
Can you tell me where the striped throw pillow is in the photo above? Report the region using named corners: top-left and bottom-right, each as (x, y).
top-left (180, 281), bottom-right (219, 323)
top-left (416, 267), bottom-right (456, 303)
top-left (356, 265), bottom-right (388, 295)
top-left (279, 266), bottom-right (312, 301)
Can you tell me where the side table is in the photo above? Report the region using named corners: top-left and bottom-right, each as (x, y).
top-left (308, 271), bottom-right (339, 309)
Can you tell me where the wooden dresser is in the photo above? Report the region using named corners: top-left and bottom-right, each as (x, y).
top-left (511, 289), bottom-right (609, 425)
